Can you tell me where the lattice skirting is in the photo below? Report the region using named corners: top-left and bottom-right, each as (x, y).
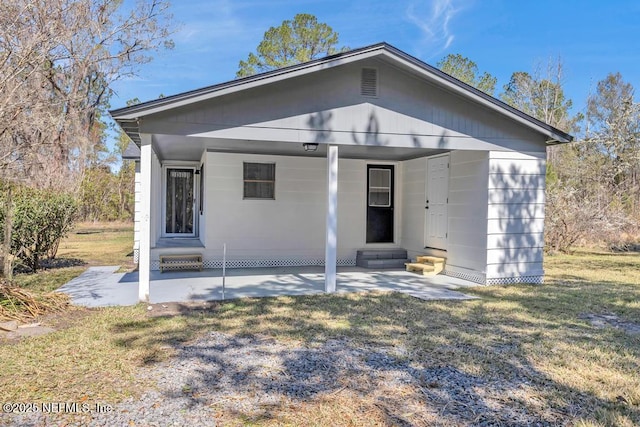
top-left (443, 269), bottom-right (486, 285)
top-left (133, 248), bottom-right (139, 264)
top-left (149, 258), bottom-right (357, 271)
top-left (444, 267), bottom-right (544, 286)
top-left (486, 275), bottom-right (544, 285)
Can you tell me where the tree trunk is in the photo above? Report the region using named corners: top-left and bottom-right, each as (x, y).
top-left (3, 186), bottom-right (13, 280)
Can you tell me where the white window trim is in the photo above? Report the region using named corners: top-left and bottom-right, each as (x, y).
top-left (368, 168), bottom-right (392, 207)
top-left (161, 162), bottom-right (199, 238)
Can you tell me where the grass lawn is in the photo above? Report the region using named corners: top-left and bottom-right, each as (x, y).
top-left (11, 221), bottom-right (134, 293)
top-left (1, 225), bottom-right (639, 425)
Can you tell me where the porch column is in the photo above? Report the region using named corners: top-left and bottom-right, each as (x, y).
top-left (324, 144), bottom-right (338, 293)
top-left (139, 136), bottom-right (153, 302)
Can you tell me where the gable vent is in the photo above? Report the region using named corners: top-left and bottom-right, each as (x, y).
top-left (361, 67), bottom-right (378, 97)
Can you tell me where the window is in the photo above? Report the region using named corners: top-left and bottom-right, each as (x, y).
top-left (166, 168), bottom-right (195, 234)
top-left (368, 168), bottom-right (391, 207)
top-left (243, 162), bottom-right (275, 199)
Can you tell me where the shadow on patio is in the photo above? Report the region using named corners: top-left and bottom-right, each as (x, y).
top-left (123, 266), bottom-right (478, 304)
top-left (59, 266), bottom-right (479, 307)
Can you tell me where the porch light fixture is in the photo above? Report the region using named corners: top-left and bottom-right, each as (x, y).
top-left (303, 143), bottom-right (318, 152)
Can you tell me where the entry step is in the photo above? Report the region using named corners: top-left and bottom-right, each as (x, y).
top-left (159, 253), bottom-right (203, 272)
top-left (356, 249), bottom-right (409, 269)
top-left (405, 256), bottom-right (446, 276)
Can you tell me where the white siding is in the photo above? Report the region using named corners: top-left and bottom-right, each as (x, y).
top-left (399, 152), bottom-right (491, 283)
top-left (198, 151), bottom-right (206, 246)
top-left (150, 150), bottom-right (161, 246)
top-left (143, 59), bottom-right (548, 153)
top-left (400, 157), bottom-right (427, 259)
top-left (486, 151), bottom-right (546, 282)
top-left (133, 161), bottom-right (141, 262)
top-left (182, 152), bottom-right (401, 265)
top-left (447, 151), bottom-right (489, 276)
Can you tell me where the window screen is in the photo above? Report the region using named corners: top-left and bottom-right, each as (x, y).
top-left (166, 168), bottom-right (194, 234)
top-left (368, 168), bottom-right (391, 207)
top-left (243, 162), bottom-right (275, 199)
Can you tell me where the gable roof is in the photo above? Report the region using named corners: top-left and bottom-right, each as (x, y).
top-left (110, 42), bottom-right (573, 146)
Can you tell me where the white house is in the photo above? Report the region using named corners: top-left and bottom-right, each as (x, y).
top-left (110, 43), bottom-right (573, 302)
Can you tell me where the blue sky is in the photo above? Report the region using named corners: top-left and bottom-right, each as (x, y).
top-left (111, 0), bottom-right (640, 131)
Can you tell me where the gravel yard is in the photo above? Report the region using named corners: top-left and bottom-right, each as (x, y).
top-left (7, 329), bottom-right (583, 426)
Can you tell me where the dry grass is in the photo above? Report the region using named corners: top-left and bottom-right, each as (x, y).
top-left (56, 221), bottom-right (135, 268)
top-left (0, 281), bottom-right (70, 321)
top-left (1, 222), bottom-right (134, 320)
top-left (1, 234), bottom-right (639, 425)
top-left (0, 306), bottom-right (152, 402)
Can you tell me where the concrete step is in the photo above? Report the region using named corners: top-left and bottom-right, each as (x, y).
top-left (356, 248), bottom-right (409, 269)
top-left (357, 258), bottom-right (409, 269)
top-left (356, 248), bottom-right (408, 261)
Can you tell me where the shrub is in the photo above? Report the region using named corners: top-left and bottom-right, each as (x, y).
top-left (1, 185), bottom-right (78, 272)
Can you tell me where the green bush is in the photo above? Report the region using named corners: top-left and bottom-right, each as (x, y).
top-left (1, 185), bottom-right (78, 272)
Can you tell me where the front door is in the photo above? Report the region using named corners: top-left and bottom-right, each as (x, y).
top-left (424, 155), bottom-right (448, 249)
top-left (165, 168), bottom-right (195, 236)
top-left (366, 165), bottom-right (394, 243)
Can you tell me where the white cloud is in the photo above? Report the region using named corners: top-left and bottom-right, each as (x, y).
top-left (406, 0), bottom-right (462, 57)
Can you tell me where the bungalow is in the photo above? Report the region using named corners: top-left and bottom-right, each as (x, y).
top-left (110, 43), bottom-right (573, 302)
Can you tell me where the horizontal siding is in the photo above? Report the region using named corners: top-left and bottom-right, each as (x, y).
top-left (147, 60), bottom-right (548, 153)
top-left (486, 262), bottom-right (544, 277)
top-left (488, 189), bottom-right (545, 204)
top-left (487, 233), bottom-right (544, 250)
top-left (488, 151), bottom-right (545, 160)
top-left (400, 157), bottom-right (427, 259)
top-left (202, 152), bottom-right (400, 262)
top-left (206, 153), bottom-right (326, 258)
top-left (486, 151), bottom-right (546, 280)
top-left (133, 165), bottom-right (141, 252)
top-left (487, 203), bottom-right (545, 219)
top-left (487, 247), bottom-right (543, 264)
top-left (488, 173), bottom-right (545, 189)
top-left (447, 151), bottom-right (488, 272)
top-left (150, 151), bottom-right (161, 246)
top-left (487, 217), bottom-right (545, 234)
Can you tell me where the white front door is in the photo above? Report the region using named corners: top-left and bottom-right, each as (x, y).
top-left (424, 155), bottom-right (449, 250)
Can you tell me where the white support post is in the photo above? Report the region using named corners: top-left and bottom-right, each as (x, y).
top-left (324, 144), bottom-right (338, 293)
top-left (139, 138), bottom-right (152, 302)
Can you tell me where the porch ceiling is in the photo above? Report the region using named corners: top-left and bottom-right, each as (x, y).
top-left (153, 134), bottom-right (447, 161)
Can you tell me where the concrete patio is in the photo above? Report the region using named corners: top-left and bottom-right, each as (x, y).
top-left (57, 266), bottom-right (479, 307)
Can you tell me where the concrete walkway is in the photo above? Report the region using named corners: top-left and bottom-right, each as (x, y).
top-left (57, 266), bottom-right (138, 307)
top-left (58, 266), bottom-right (478, 307)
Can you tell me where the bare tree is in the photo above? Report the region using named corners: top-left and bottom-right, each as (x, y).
top-left (0, 0), bottom-right (174, 278)
top-left (0, 0), bottom-right (173, 189)
top-left (586, 73), bottom-right (640, 227)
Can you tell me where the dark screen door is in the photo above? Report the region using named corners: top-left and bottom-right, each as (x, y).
top-left (366, 165), bottom-right (394, 243)
top-left (165, 168), bottom-right (194, 235)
